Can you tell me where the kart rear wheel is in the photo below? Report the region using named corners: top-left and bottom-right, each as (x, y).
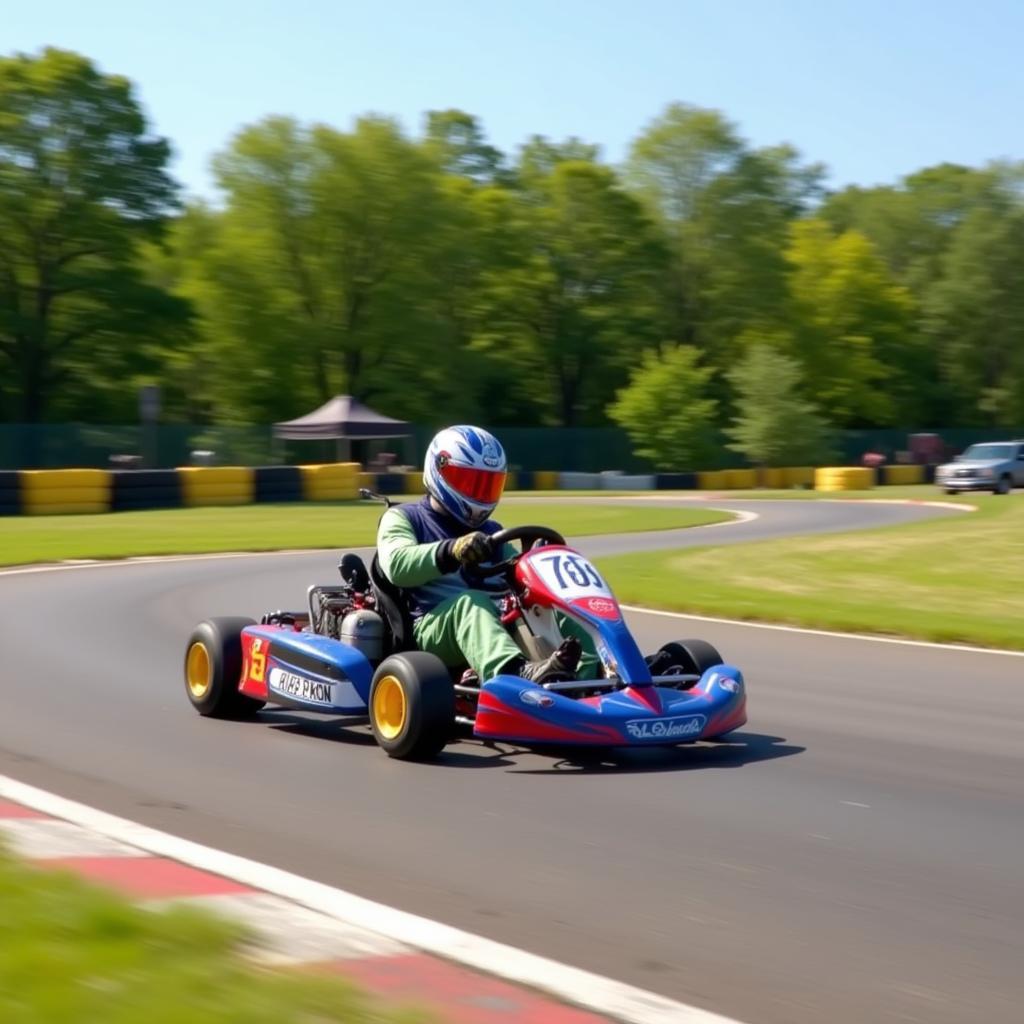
top-left (370, 652), bottom-right (454, 760)
top-left (655, 638), bottom-right (724, 679)
top-left (185, 617), bottom-right (266, 719)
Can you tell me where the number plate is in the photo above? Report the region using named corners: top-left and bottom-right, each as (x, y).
top-left (531, 551), bottom-right (612, 600)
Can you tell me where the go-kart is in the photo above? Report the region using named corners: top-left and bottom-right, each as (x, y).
top-left (183, 507), bottom-right (747, 760)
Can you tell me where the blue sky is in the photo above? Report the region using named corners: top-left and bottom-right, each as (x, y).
top-left (5, 0), bottom-right (1021, 199)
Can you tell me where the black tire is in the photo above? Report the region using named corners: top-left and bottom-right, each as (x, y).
top-left (945, 488), bottom-right (958, 495)
top-left (994, 475), bottom-right (1012, 495)
top-left (369, 652), bottom-right (455, 760)
top-left (184, 617), bottom-right (266, 718)
top-left (655, 638), bottom-right (724, 678)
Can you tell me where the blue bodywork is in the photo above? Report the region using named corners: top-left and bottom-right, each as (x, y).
top-left (244, 625), bottom-right (373, 714)
top-left (241, 601), bottom-right (747, 747)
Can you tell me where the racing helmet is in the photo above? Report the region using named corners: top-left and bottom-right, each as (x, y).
top-left (423, 425), bottom-right (507, 527)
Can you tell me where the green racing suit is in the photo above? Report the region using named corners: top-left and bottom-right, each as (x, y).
top-left (376, 505), bottom-right (599, 681)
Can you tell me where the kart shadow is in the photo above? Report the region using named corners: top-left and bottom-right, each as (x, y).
top-left (258, 709), bottom-right (377, 746)
top-left (252, 712), bottom-right (804, 771)
top-left (439, 731), bottom-right (805, 774)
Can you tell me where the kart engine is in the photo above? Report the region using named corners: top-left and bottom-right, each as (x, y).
top-left (307, 584), bottom-right (384, 662)
top-left (310, 587), bottom-right (351, 640)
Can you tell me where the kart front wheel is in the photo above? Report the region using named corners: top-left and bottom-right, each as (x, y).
top-left (370, 652), bottom-right (455, 760)
top-left (185, 617), bottom-right (266, 718)
top-left (654, 638), bottom-right (724, 679)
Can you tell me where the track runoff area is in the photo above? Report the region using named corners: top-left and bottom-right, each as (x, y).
top-left (1, 495), bottom-right (1021, 1024)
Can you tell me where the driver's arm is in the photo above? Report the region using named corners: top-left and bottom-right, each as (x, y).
top-left (377, 508), bottom-right (449, 587)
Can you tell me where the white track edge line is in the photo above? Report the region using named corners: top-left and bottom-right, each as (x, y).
top-left (0, 547), bottom-right (343, 577)
top-left (0, 774), bottom-right (744, 1024)
top-left (697, 509), bottom-right (758, 527)
top-left (619, 605), bottom-right (1024, 658)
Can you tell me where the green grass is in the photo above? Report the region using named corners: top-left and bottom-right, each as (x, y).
top-left (0, 846), bottom-right (429, 1024)
top-left (597, 492), bottom-right (1024, 650)
top-left (0, 501), bottom-right (730, 567)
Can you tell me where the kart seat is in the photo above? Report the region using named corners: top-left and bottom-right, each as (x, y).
top-left (370, 553), bottom-right (416, 653)
top-left (338, 552), bottom-right (371, 592)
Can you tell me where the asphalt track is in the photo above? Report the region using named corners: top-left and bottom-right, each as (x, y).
top-left (2, 498), bottom-right (1022, 1023)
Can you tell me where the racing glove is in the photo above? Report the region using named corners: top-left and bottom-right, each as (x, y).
top-left (437, 531), bottom-right (493, 572)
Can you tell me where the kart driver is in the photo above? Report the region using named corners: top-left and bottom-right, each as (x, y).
top-left (376, 425), bottom-right (599, 683)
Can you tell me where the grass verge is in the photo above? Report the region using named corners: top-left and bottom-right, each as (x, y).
top-left (0, 501), bottom-right (730, 567)
top-left (0, 845), bottom-right (428, 1024)
top-left (598, 493), bottom-right (1024, 650)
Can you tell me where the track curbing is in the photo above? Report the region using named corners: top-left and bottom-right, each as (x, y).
top-left (0, 773), bottom-right (746, 1024)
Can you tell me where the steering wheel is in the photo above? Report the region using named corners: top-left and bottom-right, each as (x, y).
top-left (462, 525), bottom-right (566, 583)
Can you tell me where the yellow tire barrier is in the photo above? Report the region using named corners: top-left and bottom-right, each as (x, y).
top-left (883, 464), bottom-right (924, 485)
top-left (299, 463), bottom-right (359, 501)
top-left (19, 469), bottom-right (112, 515)
top-left (723, 469), bottom-right (757, 489)
top-left (402, 471), bottom-right (425, 495)
top-left (25, 500), bottom-right (109, 515)
top-left (19, 469), bottom-right (110, 494)
top-left (533, 470), bottom-right (558, 490)
top-left (178, 467), bottom-right (255, 507)
top-left (758, 468), bottom-right (785, 488)
top-left (782, 467), bottom-right (815, 488)
top-left (815, 466), bottom-right (876, 491)
top-left (697, 470), bottom-right (727, 490)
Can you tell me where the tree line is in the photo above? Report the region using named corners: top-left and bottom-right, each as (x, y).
top-left (2, 48), bottom-right (1023, 468)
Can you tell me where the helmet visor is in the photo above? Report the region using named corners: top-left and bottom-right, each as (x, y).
top-left (439, 463), bottom-right (507, 504)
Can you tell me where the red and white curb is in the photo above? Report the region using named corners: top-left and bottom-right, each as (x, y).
top-left (0, 776), bottom-right (744, 1024)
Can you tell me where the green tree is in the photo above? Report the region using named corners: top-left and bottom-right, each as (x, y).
top-left (173, 115), bottom-right (463, 424)
top-left (516, 135), bottom-right (601, 184)
top-left (693, 145), bottom-right (823, 352)
top-left (609, 345), bottom-right (717, 469)
top-left (0, 48), bottom-right (182, 423)
top-left (784, 220), bottom-right (916, 426)
top-left (922, 204), bottom-right (1024, 425)
top-left (819, 163), bottom-right (1024, 424)
top-left (625, 104), bottom-right (822, 374)
top-left (726, 341), bottom-right (831, 466)
top-left (424, 109), bottom-right (505, 184)
top-left (429, 181), bottom-right (549, 424)
top-left (822, 163), bottom-right (1005, 292)
top-left (626, 103), bottom-right (742, 224)
top-left (473, 160), bottom-right (670, 426)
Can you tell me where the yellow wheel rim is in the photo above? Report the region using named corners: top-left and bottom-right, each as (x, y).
top-left (186, 642), bottom-right (212, 699)
top-left (373, 675), bottom-right (407, 740)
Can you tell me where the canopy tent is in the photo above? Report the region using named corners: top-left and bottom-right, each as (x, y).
top-left (273, 395), bottom-right (411, 462)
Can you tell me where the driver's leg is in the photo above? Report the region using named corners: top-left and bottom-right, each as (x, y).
top-left (413, 590), bottom-right (522, 682)
top-left (555, 613), bottom-right (600, 679)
